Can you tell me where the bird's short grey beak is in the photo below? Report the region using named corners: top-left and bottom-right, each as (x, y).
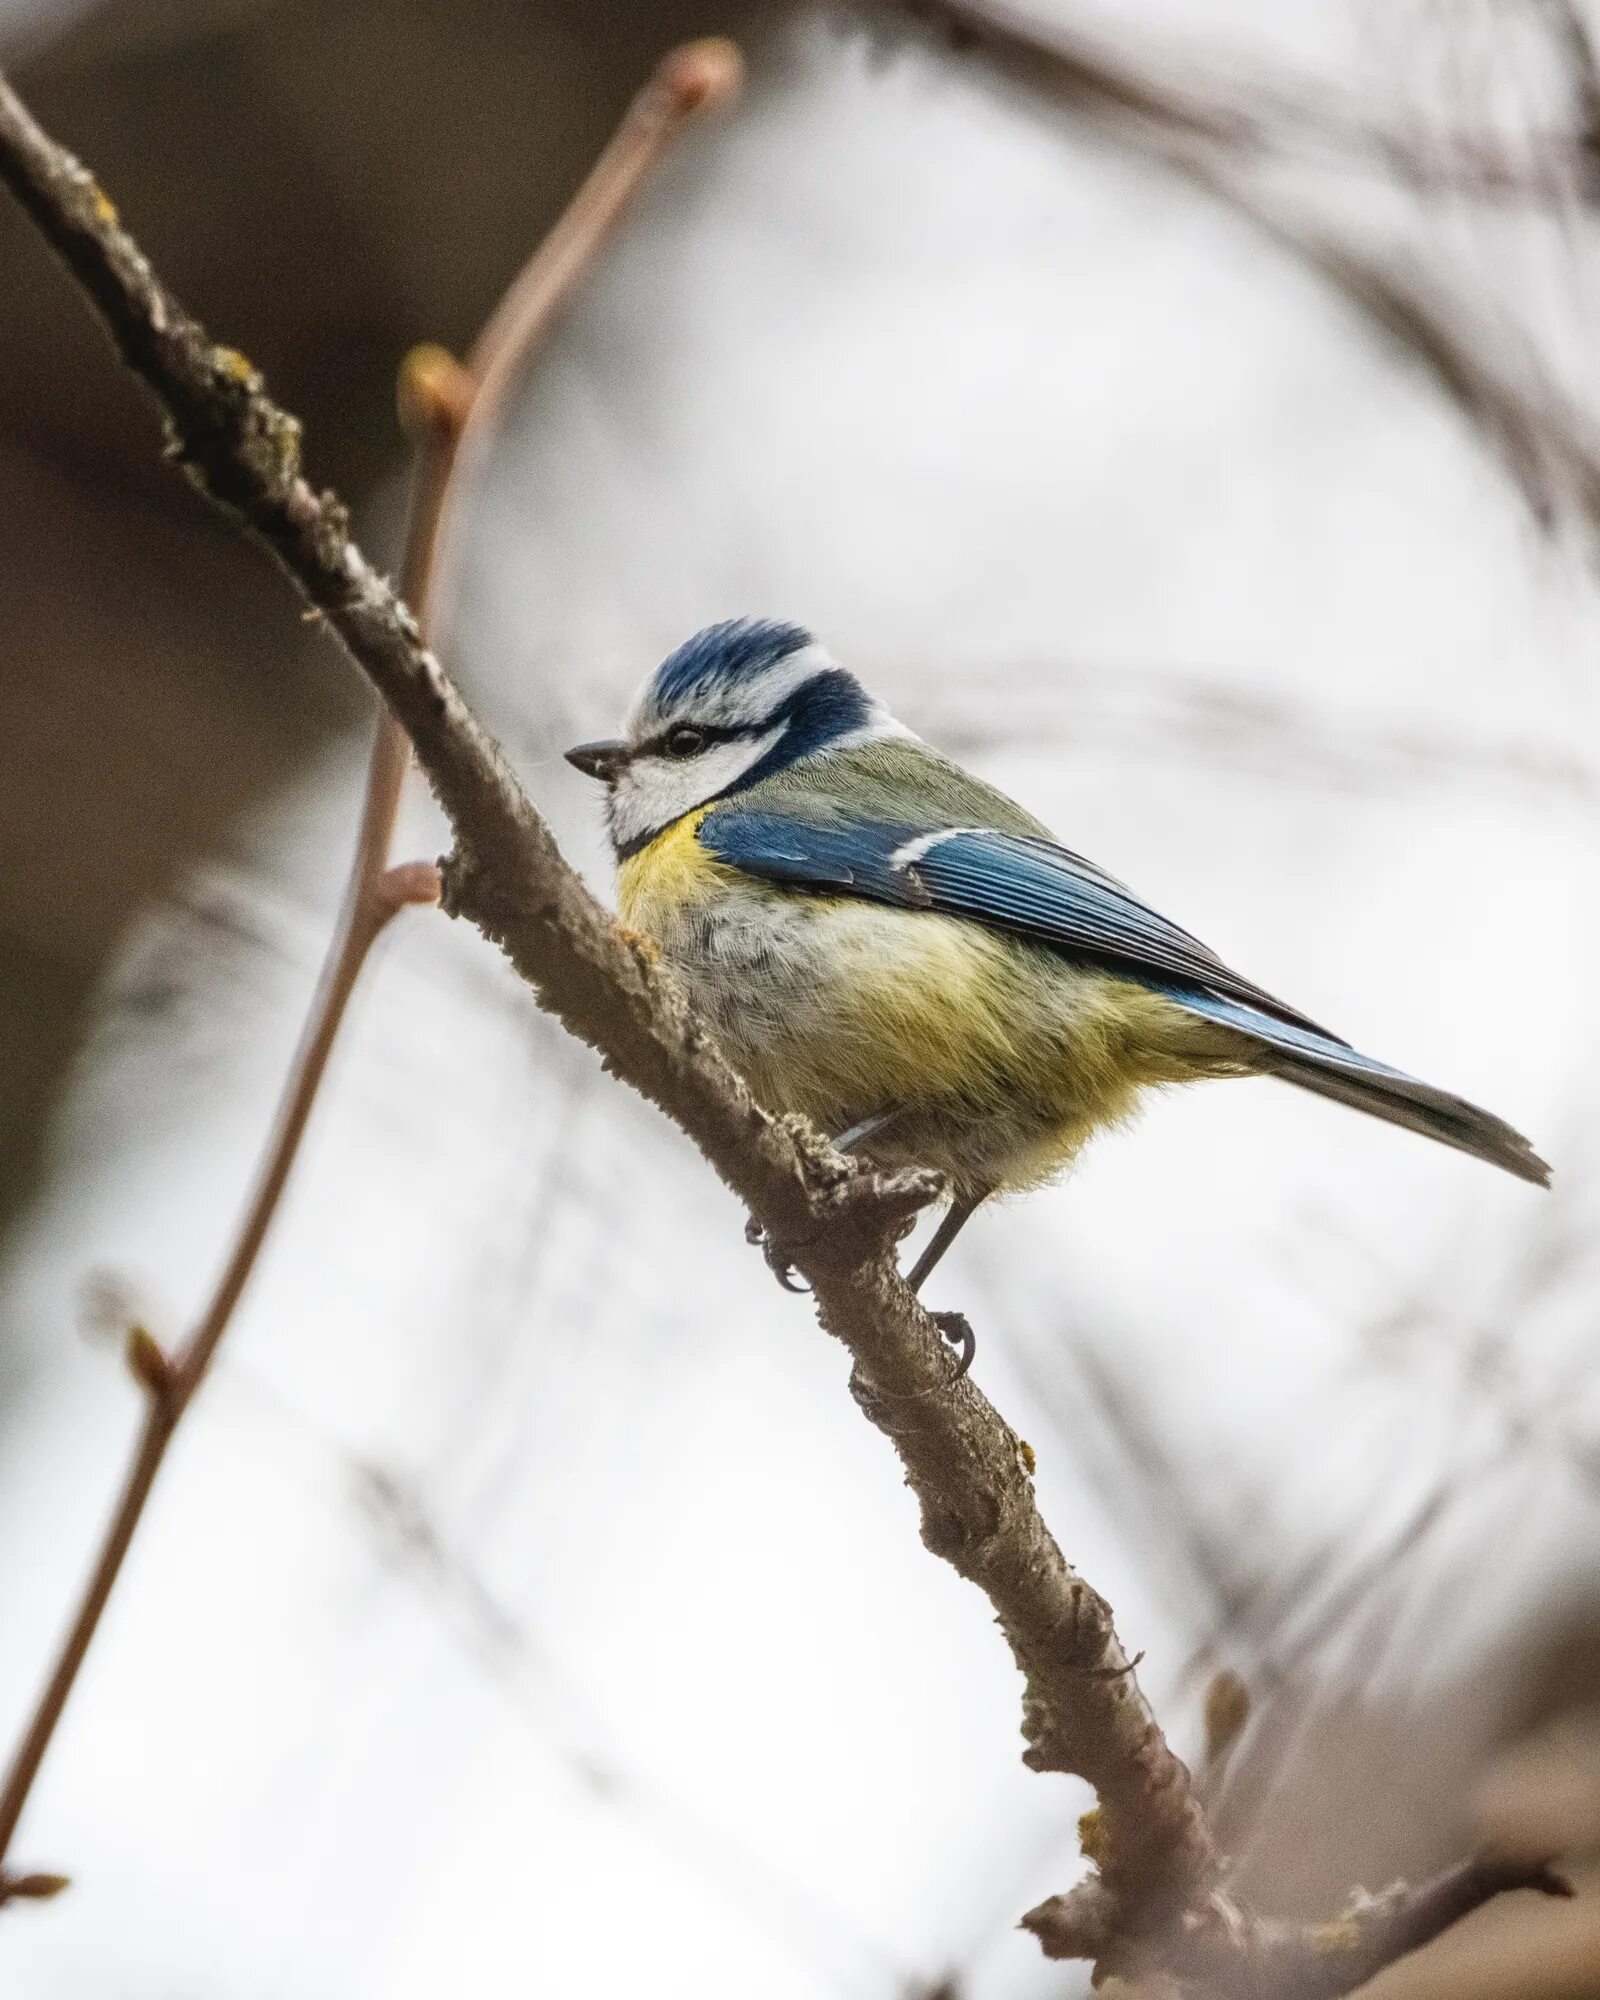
top-left (565, 739), bottom-right (627, 783)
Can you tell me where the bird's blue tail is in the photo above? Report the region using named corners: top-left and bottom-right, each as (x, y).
top-left (1164, 988), bottom-right (1550, 1187)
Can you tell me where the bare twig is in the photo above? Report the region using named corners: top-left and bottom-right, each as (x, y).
top-left (1198, 182), bottom-right (1600, 541)
top-left (355, 1462), bottom-right (912, 1997)
top-left (0, 37), bottom-right (740, 1903)
top-left (0, 59), bottom-right (1569, 1993)
top-left (1026, 1853), bottom-right (1571, 1996)
top-left (891, 0), bottom-right (1600, 545)
top-left (897, 0), bottom-right (1599, 200)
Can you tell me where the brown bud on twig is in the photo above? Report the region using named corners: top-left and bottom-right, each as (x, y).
top-left (123, 1323), bottom-right (174, 1401)
top-left (1203, 1668), bottom-right (1251, 1767)
top-left (395, 343), bottom-right (474, 445)
top-left (656, 36), bottom-right (744, 118)
top-left (0, 1870), bottom-right (70, 1905)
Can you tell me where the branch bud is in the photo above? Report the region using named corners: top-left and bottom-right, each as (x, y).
top-left (124, 1323), bottom-right (173, 1399)
top-left (656, 38), bottom-right (744, 118)
top-left (396, 343), bottom-right (474, 444)
top-left (1203, 1669), bottom-right (1251, 1766)
top-left (0, 1870), bottom-right (71, 1905)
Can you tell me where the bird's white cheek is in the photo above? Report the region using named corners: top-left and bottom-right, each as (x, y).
top-left (608, 762), bottom-right (703, 852)
top-left (608, 729), bottom-right (784, 853)
top-left (606, 770), bottom-right (663, 854)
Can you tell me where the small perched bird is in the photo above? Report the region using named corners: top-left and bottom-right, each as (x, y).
top-left (568, 619), bottom-right (1549, 1300)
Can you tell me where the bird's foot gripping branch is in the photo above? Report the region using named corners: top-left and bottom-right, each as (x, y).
top-left (0, 56), bottom-right (1570, 1992)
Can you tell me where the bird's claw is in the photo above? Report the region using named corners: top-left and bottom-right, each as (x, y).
top-left (771, 1251), bottom-right (810, 1294)
top-left (930, 1310), bottom-right (976, 1379)
top-left (744, 1214), bottom-right (811, 1294)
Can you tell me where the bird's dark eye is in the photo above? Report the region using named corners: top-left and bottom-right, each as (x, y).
top-left (663, 725), bottom-right (707, 759)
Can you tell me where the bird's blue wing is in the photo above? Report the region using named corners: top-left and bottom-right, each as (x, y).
top-left (697, 807), bottom-right (1551, 1186)
top-left (698, 809), bottom-right (1331, 1034)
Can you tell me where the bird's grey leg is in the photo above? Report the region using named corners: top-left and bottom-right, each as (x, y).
top-left (745, 1108), bottom-right (906, 1292)
top-left (905, 1188), bottom-right (985, 1292)
top-left (907, 1187), bottom-right (991, 1379)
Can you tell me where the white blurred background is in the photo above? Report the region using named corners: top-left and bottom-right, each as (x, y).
top-left (2, 3), bottom-right (1598, 1995)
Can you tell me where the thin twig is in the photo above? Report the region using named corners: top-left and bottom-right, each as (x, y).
top-left (0, 36), bottom-right (740, 1901)
top-left (0, 59), bottom-right (1570, 1993)
top-left (891, 0), bottom-right (1600, 545)
top-left (1025, 1853), bottom-right (1571, 1996)
top-left (896, 0), bottom-right (1599, 200)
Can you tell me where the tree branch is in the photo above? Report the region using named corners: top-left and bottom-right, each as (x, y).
top-left (0, 36), bottom-right (740, 1901)
top-left (0, 57), bottom-right (1570, 1994)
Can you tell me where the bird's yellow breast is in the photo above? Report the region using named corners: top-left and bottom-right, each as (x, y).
top-left (616, 808), bottom-right (732, 936)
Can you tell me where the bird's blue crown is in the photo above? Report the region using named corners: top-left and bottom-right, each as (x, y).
top-left (600, 618), bottom-right (897, 858)
top-left (643, 617), bottom-right (814, 720)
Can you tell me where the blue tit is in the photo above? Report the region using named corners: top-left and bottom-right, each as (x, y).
top-left (567, 619), bottom-right (1549, 1294)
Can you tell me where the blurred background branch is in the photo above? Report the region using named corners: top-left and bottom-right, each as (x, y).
top-left (896, 0), bottom-right (1600, 198)
top-left (891, 0), bottom-right (1600, 545)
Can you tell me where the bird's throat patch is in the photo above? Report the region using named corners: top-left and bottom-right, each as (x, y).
top-left (616, 807), bottom-right (720, 936)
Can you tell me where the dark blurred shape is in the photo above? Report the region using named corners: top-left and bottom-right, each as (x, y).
top-left (1378, 1678), bottom-right (1600, 1998)
top-left (0, 0), bottom-right (744, 1227)
top-left (1479, 1714), bottom-right (1600, 1864)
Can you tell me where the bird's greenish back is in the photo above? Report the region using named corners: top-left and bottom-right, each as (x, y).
top-left (730, 738), bottom-right (1055, 839)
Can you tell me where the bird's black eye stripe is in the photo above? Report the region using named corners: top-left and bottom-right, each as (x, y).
top-left (641, 722), bottom-right (742, 760)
